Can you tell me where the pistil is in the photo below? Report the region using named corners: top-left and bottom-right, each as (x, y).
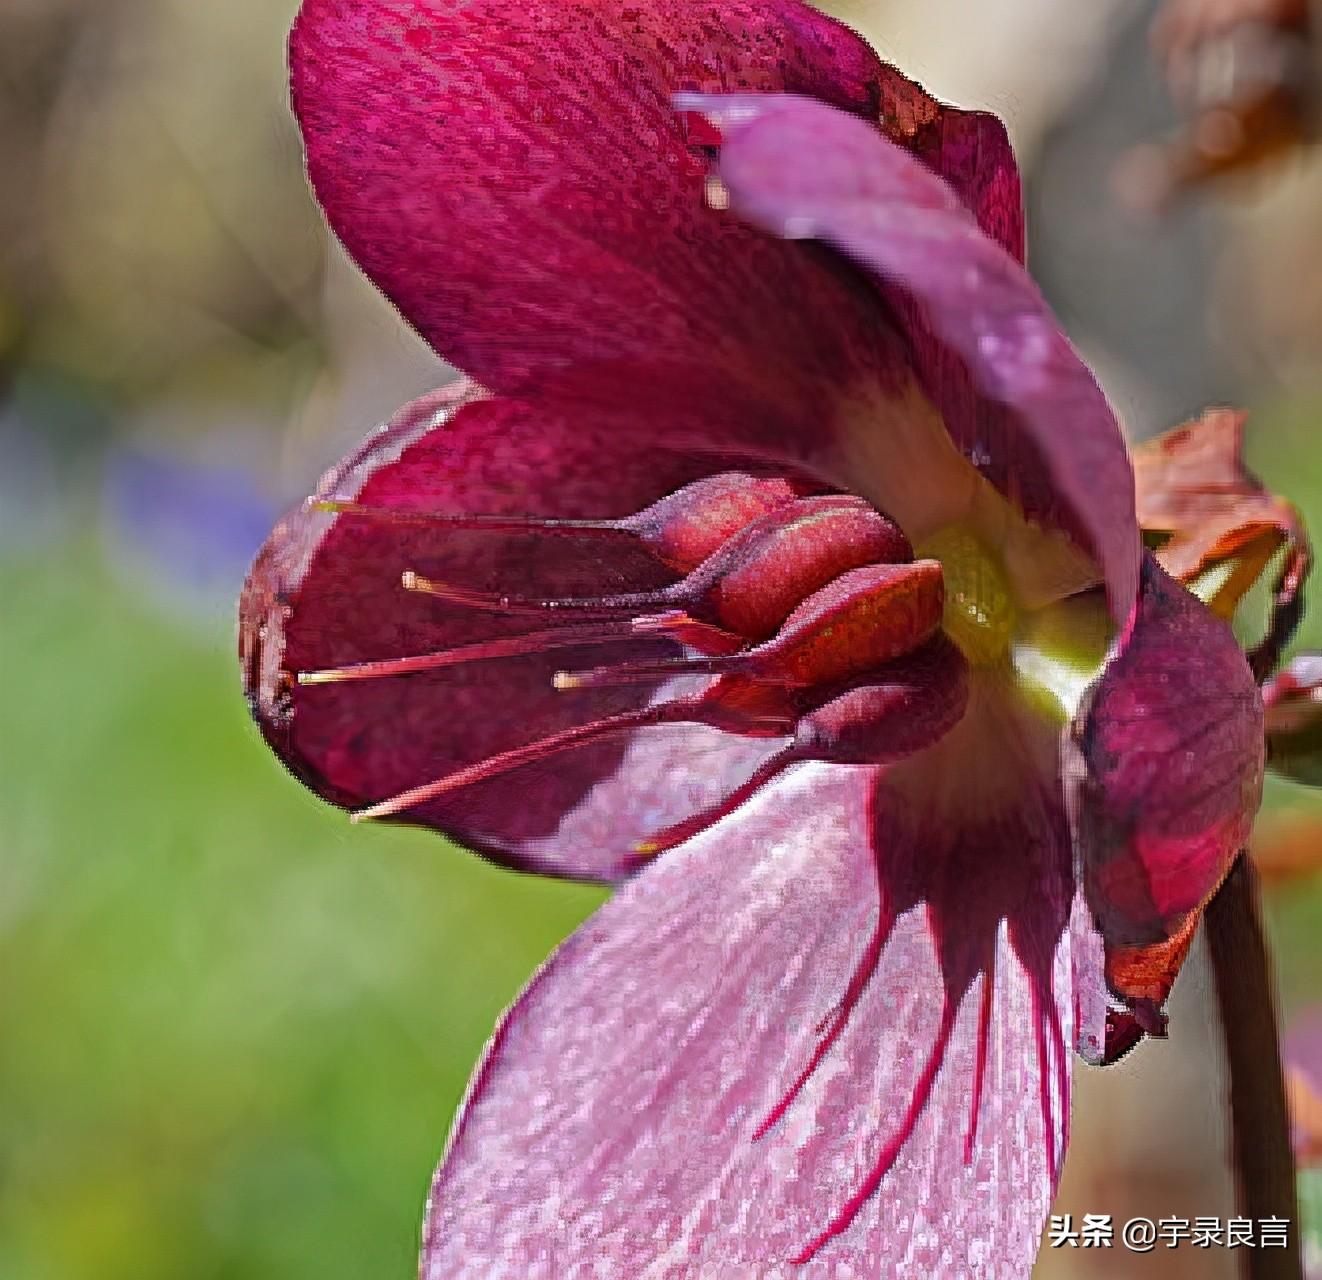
top-left (296, 614), bottom-right (745, 686)
top-left (918, 527), bottom-right (1017, 667)
top-left (351, 674), bottom-right (800, 822)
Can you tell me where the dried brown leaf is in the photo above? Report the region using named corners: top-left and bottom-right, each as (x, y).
top-left (1134, 407), bottom-right (1311, 677)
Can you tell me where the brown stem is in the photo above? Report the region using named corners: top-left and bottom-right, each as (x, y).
top-left (1205, 856), bottom-right (1303, 1280)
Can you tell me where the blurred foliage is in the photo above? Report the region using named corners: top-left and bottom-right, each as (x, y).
top-left (1244, 395), bottom-right (1322, 1019)
top-left (0, 547), bottom-right (604, 1280)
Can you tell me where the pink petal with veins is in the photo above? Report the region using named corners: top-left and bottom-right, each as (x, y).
top-left (290, 0), bottom-right (1024, 412)
top-left (423, 682), bottom-right (1106, 1277)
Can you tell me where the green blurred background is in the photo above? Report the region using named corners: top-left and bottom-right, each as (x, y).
top-left (1, 554), bottom-right (606, 1279)
top-left (1, 1), bottom-right (1319, 1278)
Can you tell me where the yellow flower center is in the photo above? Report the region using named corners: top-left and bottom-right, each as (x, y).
top-left (918, 527), bottom-right (1017, 667)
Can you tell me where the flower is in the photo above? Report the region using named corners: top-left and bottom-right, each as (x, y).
top-left (239, 2), bottom-right (1266, 1274)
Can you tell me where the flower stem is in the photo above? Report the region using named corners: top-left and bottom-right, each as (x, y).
top-left (1205, 856), bottom-right (1303, 1280)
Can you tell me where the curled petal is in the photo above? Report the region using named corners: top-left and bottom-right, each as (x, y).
top-left (690, 92), bottom-right (1140, 621)
top-left (1095, 912), bottom-right (1196, 1062)
top-left (871, 74), bottom-right (1024, 261)
top-left (1134, 408), bottom-right (1306, 582)
top-left (1068, 556), bottom-right (1264, 1002)
top-left (424, 682), bottom-right (1106, 1276)
top-left (240, 382), bottom-right (791, 880)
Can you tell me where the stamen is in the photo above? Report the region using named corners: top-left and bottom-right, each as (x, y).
top-left (630, 753), bottom-right (795, 856)
top-left (707, 496), bottom-right (912, 640)
top-left (311, 499), bottom-right (619, 534)
top-left (401, 568), bottom-right (674, 619)
top-left (297, 616), bottom-right (744, 686)
top-left (401, 495), bottom-right (912, 643)
top-left (352, 709), bottom-right (675, 822)
top-left (788, 635), bottom-right (969, 764)
top-left (556, 561), bottom-right (943, 692)
top-left (351, 677), bottom-right (799, 823)
top-left (630, 639), bottom-right (969, 854)
top-left (300, 623), bottom-right (626, 685)
top-left (312, 470), bottom-right (804, 573)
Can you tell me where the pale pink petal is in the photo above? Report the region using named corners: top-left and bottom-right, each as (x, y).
top-left (424, 711), bottom-right (1098, 1276)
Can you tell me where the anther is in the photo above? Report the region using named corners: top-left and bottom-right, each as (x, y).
top-left (556, 560), bottom-right (944, 692)
top-left (397, 495), bottom-right (913, 643)
top-left (312, 470), bottom-right (805, 573)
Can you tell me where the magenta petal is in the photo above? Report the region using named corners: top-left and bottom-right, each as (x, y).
top-left (691, 92), bottom-right (1140, 620)
top-left (290, 1), bottom-right (1024, 415)
top-left (1068, 555), bottom-right (1265, 950)
top-left (424, 732), bottom-right (1102, 1274)
top-left (902, 106), bottom-right (1024, 263)
top-left (291, 0), bottom-right (879, 402)
top-left (240, 382), bottom-right (786, 880)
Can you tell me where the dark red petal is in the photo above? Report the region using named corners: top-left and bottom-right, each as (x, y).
top-left (1068, 554), bottom-right (1264, 957)
top-left (423, 728), bottom-right (1103, 1275)
top-left (240, 382), bottom-right (788, 881)
top-left (289, 0), bottom-right (1024, 415)
top-left (692, 92), bottom-right (1141, 621)
top-left (903, 106), bottom-right (1024, 263)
